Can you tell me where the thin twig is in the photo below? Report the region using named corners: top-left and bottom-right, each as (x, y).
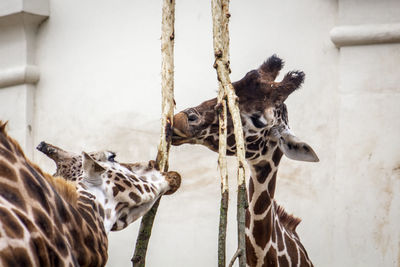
top-left (228, 249), bottom-right (243, 267)
top-left (211, 0), bottom-right (248, 266)
top-left (131, 0), bottom-right (175, 266)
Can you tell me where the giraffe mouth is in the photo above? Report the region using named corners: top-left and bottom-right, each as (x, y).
top-left (172, 128), bottom-right (189, 145)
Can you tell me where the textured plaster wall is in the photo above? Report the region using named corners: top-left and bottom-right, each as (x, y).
top-left (0, 0), bottom-right (398, 266)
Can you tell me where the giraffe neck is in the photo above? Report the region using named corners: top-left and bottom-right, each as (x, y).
top-left (245, 145), bottom-right (313, 267)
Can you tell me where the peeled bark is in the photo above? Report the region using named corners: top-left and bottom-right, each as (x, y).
top-left (131, 0), bottom-right (175, 266)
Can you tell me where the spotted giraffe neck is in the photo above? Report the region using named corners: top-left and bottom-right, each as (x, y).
top-left (245, 143), bottom-right (313, 267)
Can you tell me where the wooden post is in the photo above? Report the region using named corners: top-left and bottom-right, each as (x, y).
top-left (211, 0), bottom-right (248, 266)
top-left (131, 0), bottom-right (175, 266)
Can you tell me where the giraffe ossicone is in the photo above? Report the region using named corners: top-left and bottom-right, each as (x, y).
top-left (0, 122), bottom-right (181, 266)
top-left (172, 54), bottom-right (318, 267)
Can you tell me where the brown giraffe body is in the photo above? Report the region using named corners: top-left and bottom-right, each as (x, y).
top-left (0, 122), bottom-right (180, 267)
top-left (172, 55), bottom-right (318, 267)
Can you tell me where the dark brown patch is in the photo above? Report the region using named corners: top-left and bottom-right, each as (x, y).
top-left (0, 160), bottom-right (17, 180)
top-left (245, 209), bottom-right (250, 228)
top-left (272, 148), bottom-right (283, 166)
top-left (252, 211), bottom-right (272, 248)
top-left (253, 161), bottom-right (271, 184)
top-left (20, 169), bottom-right (50, 212)
top-left (246, 235), bottom-right (258, 267)
top-left (268, 172), bottom-right (277, 198)
top-left (285, 233), bottom-right (298, 265)
top-left (262, 248), bottom-right (277, 267)
top-left (227, 134), bottom-right (236, 147)
top-left (54, 232), bottom-right (68, 256)
top-left (13, 208), bottom-right (36, 232)
top-left (115, 183), bottom-right (125, 192)
top-left (278, 255), bottom-right (290, 267)
top-left (29, 237), bottom-right (50, 266)
top-left (112, 186), bottom-right (118, 197)
top-left (134, 184), bottom-right (144, 194)
top-left (0, 247), bottom-right (32, 267)
top-left (143, 184), bottom-right (151, 193)
top-left (248, 177), bottom-right (255, 203)
top-left (122, 180), bottom-right (132, 187)
top-left (0, 182), bottom-right (26, 211)
top-left (276, 223), bottom-right (285, 251)
top-left (129, 192), bottom-right (141, 203)
top-left (55, 194), bottom-right (70, 223)
top-left (33, 207), bottom-right (53, 238)
top-left (253, 190), bottom-right (271, 215)
top-left (0, 207), bottom-right (24, 239)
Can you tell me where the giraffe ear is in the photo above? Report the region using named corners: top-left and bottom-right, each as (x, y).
top-left (82, 152), bottom-right (106, 185)
top-left (278, 130), bottom-right (319, 162)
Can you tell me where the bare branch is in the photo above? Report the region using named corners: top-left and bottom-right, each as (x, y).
top-left (131, 0), bottom-right (175, 266)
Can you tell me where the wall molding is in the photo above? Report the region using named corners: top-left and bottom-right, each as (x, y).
top-left (330, 23), bottom-right (400, 47)
top-left (0, 65), bottom-right (40, 89)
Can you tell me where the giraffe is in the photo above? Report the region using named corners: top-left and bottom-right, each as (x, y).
top-left (36, 141), bottom-right (156, 182)
top-left (36, 141), bottom-right (117, 181)
top-left (172, 55), bottom-right (319, 267)
top-left (0, 121), bottom-right (181, 267)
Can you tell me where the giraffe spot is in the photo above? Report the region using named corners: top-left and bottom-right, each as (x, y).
top-left (278, 255), bottom-right (290, 267)
top-left (98, 205), bottom-right (105, 219)
top-left (0, 148), bottom-right (17, 163)
top-left (245, 151), bottom-right (255, 158)
top-left (299, 249), bottom-right (308, 267)
top-left (129, 192), bottom-right (141, 203)
top-left (0, 247), bottom-right (32, 267)
top-left (268, 172), bottom-right (277, 198)
top-left (0, 160), bottom-right (17, 180)
top-left (262, 248), bottom-right (277, 267)
top-left (122, 180), bottom-right (132, 187)
top-left (54, 232), bottom-right (68, 256)
top-left (253, 190), bottom-right (271, 215)
top-left (246, 138), bottom-right (262, 151)
top-left (0, 207), bottom-right (24, 239)
top-left (245, 209), bottom-right (250, 228)
top-left (84, 234), bottom-right (95, 248)
top-left (134, 184), bottom-right (144, 194)
top-left (227, 134), bottom-right (236, 147)
top-left (0, 182), bottom-right (26, 211)
top-left (129, 175), bottom-right (140, 182)
top-left (248, 177), bottom-right (255, 203)
top-left (253, 161), bottom-right (271, 184)
top-left (116, 183), bottom-right (125, 192)
top-left (29, 237), bottom-right (50, 266)
top-left (115, 202), bottom-right (128, 211)
top-left (261, 145), bottom-right (268, 155)
top-left (269, 140), bottom-right (277, 147)
top-left (246, 135), bottom-right (258, 142)
top-left (112, 186), bottom-right (119, 197)
top-left (252, 211), bottom-right (272, 248)
top-left (284, 233), bottom-right (298, 265)
top-left (13, 208), bottom-right (36, 232)
top-left (272, 148), bottom-right (283, 166)
top-left (0, 134), bottom-right (12, 151)
top-left (143, 184), bottom-right (151, 193)
top-left (78, 207), bottom-right (96, 231)
top-left (55, 194), bottom-right (70, 223)
top-left (276, 223), bottom-right (285, 251)
top-left (20, 169), bottom-right (50, 212)
top-left (46, 243), bottom-right (64, 267)
top-left (245, 235), bottom-right (258, 267)
top-left (33, 208), bottom-right (53, 238)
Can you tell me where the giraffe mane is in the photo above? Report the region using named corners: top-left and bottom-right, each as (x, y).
top-left (275, 201), bottom-right (302, 233)
top-left (0, 121), bottom-right (78, 205)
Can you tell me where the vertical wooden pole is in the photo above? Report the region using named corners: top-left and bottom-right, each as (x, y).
top-left (131, 0), bottom-right (175, 266)
top-left (211, 0), bottom-right (248, 266)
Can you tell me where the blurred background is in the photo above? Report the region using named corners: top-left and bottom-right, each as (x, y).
top-left (1, 0), bottom-right (399, 266)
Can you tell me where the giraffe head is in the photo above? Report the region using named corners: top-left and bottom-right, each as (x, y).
top-left (172, 55), bottom-right (319, 163)
top-left (37, 141), bottom-right (116, 181)
top-left (79, 152), bottom-right (181, 232)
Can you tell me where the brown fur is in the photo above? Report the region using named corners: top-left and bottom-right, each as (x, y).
top-left (0, 121), bottom-right (78, 205)
top-left (275, 202), bottom-right (301, 233)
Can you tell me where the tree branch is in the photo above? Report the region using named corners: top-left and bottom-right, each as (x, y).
top-left (131, 0), bottom-right (175, 266)
top-left (211, 0), bottom-right (248, 266)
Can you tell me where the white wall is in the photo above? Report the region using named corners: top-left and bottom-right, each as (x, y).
top-left (1, 0), bottom-right (399, 266)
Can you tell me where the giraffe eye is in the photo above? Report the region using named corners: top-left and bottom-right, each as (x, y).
top-left (188, 114), bottom-right (198, 122)
top-left (108, 152), bottom-right (116, 162)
